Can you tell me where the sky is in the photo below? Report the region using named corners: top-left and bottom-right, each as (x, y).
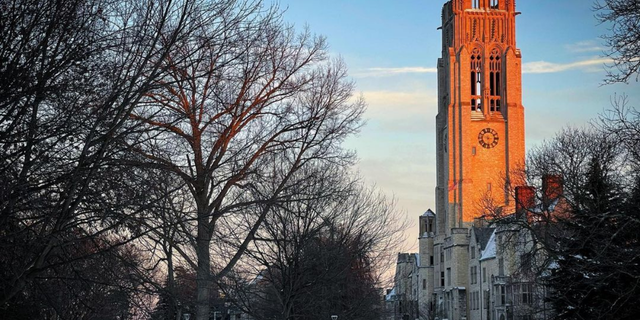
top-left (267, 0), bottom-right (640, 252)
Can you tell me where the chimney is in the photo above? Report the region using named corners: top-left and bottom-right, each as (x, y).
top-left (515, 186), bottom-right (536, 219)
top-left (542, 175), bottom-right (563, 207)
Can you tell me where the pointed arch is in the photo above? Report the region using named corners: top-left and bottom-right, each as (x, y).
top-left (488, 47), bottom-right (503, 113)
top-left (470, 47), bottom-right (483, 113)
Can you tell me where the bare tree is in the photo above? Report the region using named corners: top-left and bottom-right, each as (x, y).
top-left (0, 0), bottom-right (224, 312)
top-left (594, 0), bottom-right (640, 83)
top-left (225, 166), bottom-right (406, 320)
top-left (126, 2), bottom-right (366, 318)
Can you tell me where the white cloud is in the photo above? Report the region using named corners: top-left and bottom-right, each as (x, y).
top-left (353, 66), bottom-right (438, 77)
top-left (362, 90), bottom-right (437, 109)
top-left (564, 40), bottom-right (606, 53)
top-left (358, 90), bottom-right (437, 133)
top-left (522, 57), bottom-right (613, 74)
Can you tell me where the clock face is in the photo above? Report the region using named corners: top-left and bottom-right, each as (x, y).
top-left (478, 128), bottom-right (499, 149)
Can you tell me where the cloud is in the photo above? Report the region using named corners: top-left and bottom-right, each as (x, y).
top-left (362, 90), bottom-right (437, 109)
top-left (564, 40), bottom-right (606, 53)
top-left (522, 57), bottom-right (613, 74)
top-left (357, 90), bottom-right (437, 133)
top-left (353, 66), bottom-right (438, 77)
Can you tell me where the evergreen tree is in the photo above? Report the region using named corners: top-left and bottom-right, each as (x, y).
top-left (549, 156), bottom-right (640, 319)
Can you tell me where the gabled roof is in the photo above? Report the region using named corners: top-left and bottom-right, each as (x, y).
top-left (472, 226), bottom-right (495, 251)
top-left (480, 230), bottom-right (497, 261)
top-left (422, 209), bottom-right (436, 217)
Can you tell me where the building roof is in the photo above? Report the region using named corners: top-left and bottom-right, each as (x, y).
top-left (385, 287), bottom-right (397, 301)
top-left (480, 229), bottom-right (497, 261)
top-left (473, 226), bottom-right (495, 251)
top-left (422, 209), bottom-right (436, 217)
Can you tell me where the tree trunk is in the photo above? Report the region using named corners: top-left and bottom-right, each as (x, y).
top-left (196, 216), bottom-right (212, 320)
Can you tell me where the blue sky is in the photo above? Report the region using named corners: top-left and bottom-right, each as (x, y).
top-left (269, 0), bottom-right (640, 251)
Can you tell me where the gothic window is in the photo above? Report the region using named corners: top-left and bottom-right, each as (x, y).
top-left (489, 48), bottom-right (502, 113)
top-left (470, 48), bottom-right (482, 112)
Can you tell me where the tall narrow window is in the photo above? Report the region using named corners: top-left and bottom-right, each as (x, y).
top-left (470, 48), bottom-right (482, 112)
top-left (473, 0), bottom-right (479, 9)
top-left (489, 48), bottom-right (502, 113)
top-left (491, 0), bottom-right (499, 8)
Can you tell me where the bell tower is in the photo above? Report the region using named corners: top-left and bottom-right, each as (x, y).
top-left (435, 0), bottom-right (525, 231)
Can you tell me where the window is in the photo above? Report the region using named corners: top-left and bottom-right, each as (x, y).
top-left (514, 283), bottom-right (533, 305)
top-left (490, 0), bottom-right (499, 9)
top-left (441, 248), bottom-right (444, 263)
top-left (447, 268), bottom-right (452, 286)
top-left (470, 48), bottom-right (482, 112)
top-left (430, 255), bottom-right (434, 266)
top-left (472, 146), bottom-right (476, 155)
top-left (470, 266), bottom-right (478, 285)
top-left (482, 267), bottom-right (487, 283)
top-left (472, 0), bottom-right (479, 9)
top-left (472, 291), bottom-right (480, 310)
top-left (441, 271), bottom-right (445, 287)
top-left (489, 48), bottom-right (502, 113)
top-left (423, 279), bottom-right (427, 290)
top-left (471, 246), bottom-right (476, 259)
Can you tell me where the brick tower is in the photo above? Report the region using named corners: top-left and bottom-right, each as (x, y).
top-left (435, 0), bottom-right (525, 230)
top-left (425, 1), bottom-right (526, 319)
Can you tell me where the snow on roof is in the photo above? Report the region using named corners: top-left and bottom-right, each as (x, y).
top-left (385, 287), bottom-right (397, 301)
top-left (472, 227), bottom-right (495, 251)
top-left (248, 273), bottom-right (264, 286)
top-left (480, 229), bottom-right (497, 261)
top-left (422, 209), bottom-right (436, 217)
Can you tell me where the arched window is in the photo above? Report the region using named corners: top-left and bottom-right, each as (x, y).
top-left (470, 48), bottom-right (482, 112)
top-left (489, 48), bottom-right (501, 112)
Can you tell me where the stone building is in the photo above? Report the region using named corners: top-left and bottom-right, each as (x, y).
top-left (389, 1), bottom-right (554, 320)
